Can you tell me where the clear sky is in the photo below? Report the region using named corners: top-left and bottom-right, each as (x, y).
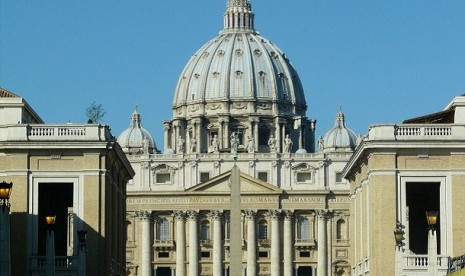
top-left (1, 1), bottom-right (465, 147)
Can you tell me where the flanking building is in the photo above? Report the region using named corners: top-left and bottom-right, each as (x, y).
top-left (0, 88), bottom-right (134, 275)
top-left (343, 95), bottom-right (465, 275)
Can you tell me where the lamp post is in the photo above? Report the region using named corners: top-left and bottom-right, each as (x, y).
top-left (0, 181), bottom-right (13, 276)
top-left (393, 221), bottom-right (405, 276)
top-left (77, 230), bottom-right (87, 276)
top-left (426, 211), bottom-right (439, 275)
top-left (45, 215), bottom-right (56, 276)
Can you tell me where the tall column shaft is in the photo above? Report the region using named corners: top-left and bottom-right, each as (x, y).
top-left (175, 212), bottom-right (186, 276)
top-left (317, 211), bottom-right (327, 276)
top-left (283, 211), bottom-right (293, 276)
top-left (270, 210), bottom-right (281, 276)
top-left (188, 211), bottom-right (199, 276)
top-left (245, 210), bottom-right (256, 276)
top-left (212, 211), bottom-right (223, 276)
top-left (275, 120), bottom-right (281, 153)
top-left (137, 211), bottom-right (152, 276)
top-left (230, 166), bottom-right (242, 276)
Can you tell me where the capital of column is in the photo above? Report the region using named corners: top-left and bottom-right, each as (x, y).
top-left (210, 210), bottom-right (223, 220)
top-left (173, 211), bottom-right (186, 220)
top-left (187, 210), bottom-right (199, 220)
top-left (283, 210), bottom-right (294, 220)
top-left (135, 210), bottom-right (152, 221)
top-left (268, 209), bottom-right (282, 220)
top-left (243, 209), bottom-right (256, 220)
top-left (316, 209), bottom-right (332, 219)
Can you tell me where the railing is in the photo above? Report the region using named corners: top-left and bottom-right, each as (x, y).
top-left (153, 239), bottom-right (175, 248)
top-left (402, 255), bottom-right (449, 275)
top-left (258, 239), bottom-right (270, 247)
top-left (200, 239), bottom-right (213, 247)
top-left (0, 124), bottom-right (113, 142)
top-left (30, 255), bottom-right (78, 271)
top-left (367, 124), bottom-right (465, 141)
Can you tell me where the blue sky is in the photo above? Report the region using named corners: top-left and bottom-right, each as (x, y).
top-left (1, 1), bottom-right (465, 147)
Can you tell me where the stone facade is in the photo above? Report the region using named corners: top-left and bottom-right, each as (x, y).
top-left (343, 95), bottom-right (465, 275)
top-left (0, 89), bottom-right (134, 275)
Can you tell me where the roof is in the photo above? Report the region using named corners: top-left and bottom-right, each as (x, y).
top-left (0, 87), bottom-right (20, 98)
top-left (403, 109), bottom-right (455, 124)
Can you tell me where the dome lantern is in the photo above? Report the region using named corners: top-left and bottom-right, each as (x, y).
top-left (223, 0), bottom-right (255, 32)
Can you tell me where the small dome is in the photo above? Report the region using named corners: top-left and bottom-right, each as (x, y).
top-left (117, 110), bottom-right (157, 155)
top-left (323, 109), bottom-right (357, 151)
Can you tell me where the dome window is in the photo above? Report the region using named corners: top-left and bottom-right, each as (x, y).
top-left (217, 50), bottom-right (225, 57)
top-left (235, 49), bottom-right (243, 56)
top-left (212, 72), bottom-right (220, 77)
top-left (235, 70), bottom-right (243, 78)
top-left (253, 49), bottom-right (262, 56)
top-left (202, 52), bottom-right (209, 58)
top-left (194, 73), bottom-right (200, 79)
top-left (270, 51), bottom-right (276, 57)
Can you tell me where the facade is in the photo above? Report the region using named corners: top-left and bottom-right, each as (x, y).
top-left (0, 87), bottom-right (134, 275)
top-left (121, 1), bottom-right (357, 276)
top-left (343, 95), bottom-right (465, 275)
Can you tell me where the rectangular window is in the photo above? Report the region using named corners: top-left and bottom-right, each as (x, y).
top-left (336, 172), bottom-right (343, 183)
top-left (156, 173), bottom-right (171, 184)
top-left (201, 251), bottom-right (211, 258)
top-left (258, 172), bottom-right (268, 182)
top-left (258, 251), bottom-right (268, 258)
top-left (299, 251), bottom-right (310, 258)
top-left (297, 172), bottom-right (312, 183)
top-left (158, 252), bottom-right (169, 258)
top-left (200, 172), bottom-right (210, 183)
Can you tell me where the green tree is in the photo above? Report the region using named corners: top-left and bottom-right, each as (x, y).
top-left (86, 102), bottom-right (106, 124)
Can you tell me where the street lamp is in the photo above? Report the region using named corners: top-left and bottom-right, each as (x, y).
top-left (393, 221), bottom-right (405, 248)
top-left (426, 211), bottom-right (438, 230)
top-left (45, 215), bottom-right (56, 276)
top-left (0, 181), bottom-right (12, 276)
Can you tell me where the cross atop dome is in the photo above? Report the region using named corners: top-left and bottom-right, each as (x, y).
top-left (223, 0), bottom-right (255, 32)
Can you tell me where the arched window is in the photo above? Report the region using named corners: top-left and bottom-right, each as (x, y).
top-left (157, 218), bottom-right (170, 241)
top-left (298, 218), bottom-right (310, 240)
top-left (258, 219), bottom-right (268, 239)
top-left (336, 219), bottom-right (347, 240)
top-left (200, 220), bottom-right (210, 240)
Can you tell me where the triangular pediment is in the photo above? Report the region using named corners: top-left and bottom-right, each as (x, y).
top-left (186, 169), bottom-right (282, 194)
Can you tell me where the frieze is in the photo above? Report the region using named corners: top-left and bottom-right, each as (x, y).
top-left (127, 196), bottom-right (279, 206)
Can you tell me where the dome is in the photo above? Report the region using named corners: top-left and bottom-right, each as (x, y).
top-left (172, 0), bottom-right (307, 119)
top-left (323, 110), bottom-right (357, 151)
top-left (118, 110), bottom-right (157, 155)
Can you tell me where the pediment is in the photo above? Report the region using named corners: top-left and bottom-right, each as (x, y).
top-left (186, 169), bottom-right (282, 194)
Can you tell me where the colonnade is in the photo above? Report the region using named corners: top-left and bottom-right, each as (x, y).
top-left (133, 209), bottom-right (334, 276)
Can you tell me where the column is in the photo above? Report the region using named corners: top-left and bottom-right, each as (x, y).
top-left (219, 120), bottom-right (224, 149)
top-left (136, 211), bottom-right (152, 276)
top-left (212, 211), bottom-right (223, 276)
top-left (188, 211), bottom-right (199, 276)
top-left (224, 119), bottom-right (230, 149)
top-left (245, 210), bottom-right (256, 276)
top-left (270, 210), bottom-right (281, 276)
top-left (195, 120), bottom-right (202, 153)
top-left (283, 211), bottom-right (293, 276)
top-left (281, 123), bottom-right (286, 153)
top-left (174, 211), bottom-right (186, 276)
top-left (317, 210), bottom-right (328, 276)
top-left (275, 119), bottom-right (281, 153)
top-left (253, 119), bottom-right (259, 149)
top-left (163, 122), bottom-right (171, 152)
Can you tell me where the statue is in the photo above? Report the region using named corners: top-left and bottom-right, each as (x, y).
top-left (246, 136), bottom-right (255, 153)
top-left (230, 132), bottom-right (238, 154)
top-left (142, 137), bottom-right (150, 154)
top-left (178, 137), bottom-right (185, 154)
top-left (268, 134), bottom-right (276, 153)
top-left (210, 134), bottom-right (219, 153)
top-left (190, 137), bottom-right (197, 153)
top-left (283, 134), bottom-right (293, 153)
top-left (318, 136), bottom-right (324, 152)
